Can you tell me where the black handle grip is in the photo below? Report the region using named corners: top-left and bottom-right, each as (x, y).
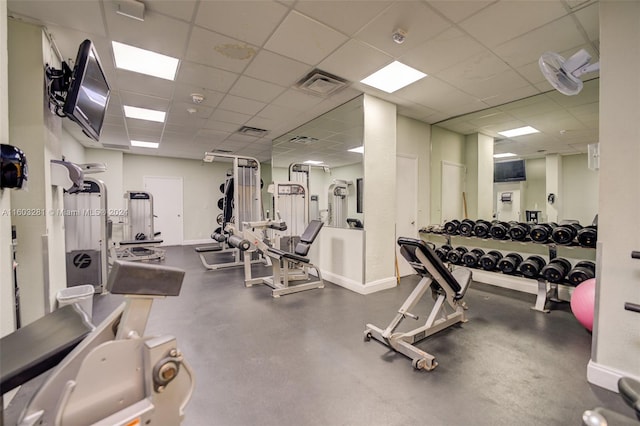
top-left (624, 302), bottom-right (640, 313)
top-left (632, 251), bottom-right (640, 259)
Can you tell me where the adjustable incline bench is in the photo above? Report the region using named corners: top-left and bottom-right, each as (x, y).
top-left (249, 220), bottom-right (324, 297)
top-left (365, 237), bottom-right (472, 371)
top-left (1, 261), bottom-right (194, 425)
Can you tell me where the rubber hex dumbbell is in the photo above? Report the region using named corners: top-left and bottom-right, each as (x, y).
top-left (473, 219), bottom-right (492, 239)
top-left (577, 226), bottom-right (597, 248)
top-left (479, 250), bottom-right (503, 271)
top-left (489, 221), bottom-right (511, 240)
top-left (529, 223), bottom-right (558, 243)
top-left (446, 246), bottom-right (469, 265)
top-left (462, 248), bottom-right (485, 268)
top-left (497, 253), bottom-right (524, 275)
top-left (443, 219), bottom-right (461, 235)
top-left (217, 198), bottom-right (225, 210)
top-left (551, 223), bottom-right (583, 245)
top-left (540, 257), bottom-right (572, 283)
top-left (519, 255), bottom-right (547, 279)
top-left (435, 244), bottom-right (453, 263)
top-left (458, 219), bottom-right (476, 237)
top-left (567, 261), bottom-right (596, 286)
top-left (508, 222), bottom-right (531, 241)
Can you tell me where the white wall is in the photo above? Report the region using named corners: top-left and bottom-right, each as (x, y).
top-left (430, 126), bottom-right (466, 224)
top-left (60, 128), bottom-right (86, 164)
top-left (397, 115), bottom-right (430, 226)
top-left (562, 153), bottom-right (598, 225)
top-left (588, 0), bottom-right (640, 391)
top-left (465, 133), bottom-right (493, 220)
top-left (0, 0), bottom-right (15, 337)
top-left (522, 157), bottom-right (546, 221)
top-left (122, 154), bottom-right (229, 243)
top-left (362, 94), bottom-right (396, 288)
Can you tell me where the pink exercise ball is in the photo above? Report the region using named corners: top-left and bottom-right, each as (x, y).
top-left (571, 278), bottom-right (596, 331)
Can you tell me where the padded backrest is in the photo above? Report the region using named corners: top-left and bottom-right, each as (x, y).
top-left (294, 220), bottom-right (324, 256)
top-left (300, 220), bottom-right (324, 244)
top-left (397, 237), bottom-right (462, 293)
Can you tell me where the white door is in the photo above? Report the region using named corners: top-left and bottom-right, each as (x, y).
top-left (143, 176), bottom-right (184, 246)
top-left (441, 161), bottom-right (465, 221)
top-left (396, 156), bottom-right (418, 277)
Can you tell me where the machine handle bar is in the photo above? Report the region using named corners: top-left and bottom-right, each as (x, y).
top-left (624, 302), bottom-right (640, 313)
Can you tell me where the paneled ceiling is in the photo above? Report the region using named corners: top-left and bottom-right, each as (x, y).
top-left (7, 0), bottom-right (600, 165)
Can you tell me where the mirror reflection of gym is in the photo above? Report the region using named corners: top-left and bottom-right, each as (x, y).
top-left (271, 96), bottom-right (364, 229)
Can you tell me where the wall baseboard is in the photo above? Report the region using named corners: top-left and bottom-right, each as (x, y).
top-left (587, 359), bottom-right (640, 392)
top-left (322, 271), bottom-right (396, 295)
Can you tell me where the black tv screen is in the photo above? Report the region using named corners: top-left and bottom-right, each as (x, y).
top-left (494, 159), bottom-right (526, 182)
top-left (63, 40), bottom-right (110, 142)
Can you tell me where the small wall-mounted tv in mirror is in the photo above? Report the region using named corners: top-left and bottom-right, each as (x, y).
top-left (62, 39), bottom-right (111, 142)
top-left (494, 159), bottom-right (526, 183)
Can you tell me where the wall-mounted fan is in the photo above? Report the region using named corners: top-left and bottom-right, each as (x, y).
top-left (539, 49), bottom-right (600, 95)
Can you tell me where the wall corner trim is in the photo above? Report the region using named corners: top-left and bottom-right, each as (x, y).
top-left (587, 359), bottom-right (640, 392)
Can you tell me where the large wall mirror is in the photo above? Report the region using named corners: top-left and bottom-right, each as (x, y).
top-left (271, 95), bottom-right (364, 228)
top-left (434, 78), bottom-right (599, 226)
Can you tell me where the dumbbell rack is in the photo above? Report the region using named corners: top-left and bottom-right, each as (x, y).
top-left (420, 231), bottom-right (596, 313)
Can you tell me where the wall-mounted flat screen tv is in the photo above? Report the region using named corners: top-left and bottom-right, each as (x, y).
top-left (62, 39), bottom-right (111, 142)
top-left (494, 159), bottom-right (526, 182)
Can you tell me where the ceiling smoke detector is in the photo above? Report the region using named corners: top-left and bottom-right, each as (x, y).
top-left (392, 28), bottom-right (407, 44)
top-left (191, 93), bottom-right (205, 104)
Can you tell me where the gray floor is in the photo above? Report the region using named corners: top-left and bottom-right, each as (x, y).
top-left (6, 245), bottom-right (634, 425)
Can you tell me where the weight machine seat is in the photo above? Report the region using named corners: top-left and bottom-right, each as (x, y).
top-left (264, 221), bottom-right (324, 263)
top-left (0, 304), bottom-right (93, 394)
top-left (397, 237), bottom-right (472, 300)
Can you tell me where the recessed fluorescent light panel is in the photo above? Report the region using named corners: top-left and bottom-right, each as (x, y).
top-left (498, 126), bottom-right (539, 138)
top-left (360, 61), bottom-right (427, 93)
top-left (131, 140), bottom-right (159, 148)
top-left (348, 146), bottom-right (364, 154)
top-left (112, 41), bottom-right (179, 80)
top-left (123, 105), bottom-right (166, 123)
top-left (493, 153), bottom-right (517, 158)
top-left (304, 160), bottom-right (323, 165)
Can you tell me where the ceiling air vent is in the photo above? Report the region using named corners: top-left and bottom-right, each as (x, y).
top-left (289, 136), bottom-right (318, 144)
top-left (237, 126), bottom-right (268, 137)
top-left (296, 69), bottom-right (348, 97)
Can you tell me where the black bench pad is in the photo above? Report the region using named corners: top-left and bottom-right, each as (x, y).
top-left (195, 245), bottom-right (222, 253)
top-left (0, 304), bottom-right (92, 394)
top-left (267, 248), bottom-right (310, 264)
top-left (120, 239), bottom-right (163, 246)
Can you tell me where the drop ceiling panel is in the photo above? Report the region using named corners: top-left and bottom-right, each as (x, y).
top-left (125, 118), bottom-right (165, 133)
top-left (258, 104), bottom-right (300, 121)
top-left (195, 1), bottom-right (288, 46)
top-left (104, 2), bottom-right (190, 58)
top-left (392, 76), bottom-right (458, 106)
top-left (354, 2), bottom-right (451, 58)
top-left (204, 120), bottom-right (243, 133)
top-left (118, 91), bottom-right (170, 111)
top-left (574, 3), bottom-right (600, 42)
top-left (245, 116), bottom-right (277, 132)
top-left (146, 0), bottom-right (197, 23)
top-left (458, 1), bottom-right (568, 48)
top-left (229, 76), bottom-right (287, 104)
top-left (218, 95), bottom-right (267, 116)
top-left (426, 1), bottom-right (494, 24)
top-left (194, 129), bottom-right (232, 144)
top-left (264, 11), bottom-right (349, 65)
top-left (7, 0), bottom-right (106, 37)
top-left (434, 50), bottom-right (511, 89)
top-left (185, 27), bottom-right (257, 73)
top-left (127, 127), bottom-right (163, 141)
top-left (176, 62), bottom-right (239, 93)
top-left (116, 70), bottom-right (175, 100)
top-left (458, 70), bottom-right (532, 100)
top-left (400, 28), bottom-right (487, 76)
top-left (294, 1), bottom-right (392, 36)
top-left (173, 84), bottom-right (225, 108)
top-left (168, 102), bottom-right (214, 121)
top-left (272, 89), bottom-right (325, 111)
top-left (318, 39), bottom-right (392, 82)
top-left (243, 50), bottom-right (310, 87)
top-left (482, 86), bottom-right (541, 108)
top-left (493, 16), bottom-right (587, 69)
top-left (209, 109), bottom-right (252, 125)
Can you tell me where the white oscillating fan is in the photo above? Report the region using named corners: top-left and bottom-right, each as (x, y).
top-left (539, 49), bottom-right (600, 96)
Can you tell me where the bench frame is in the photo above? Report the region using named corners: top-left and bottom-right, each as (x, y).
top-left (365, 238), bottom-right (471, 371)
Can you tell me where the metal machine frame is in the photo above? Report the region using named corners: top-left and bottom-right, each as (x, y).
top-left (112, 191), bottom-right (165, 262)
top-left (3, 261), bottom-right (194, 425)
top-left (197, 153), bottom-right (265, 271)
top-left (365, 238), bottom-right (471, 371)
